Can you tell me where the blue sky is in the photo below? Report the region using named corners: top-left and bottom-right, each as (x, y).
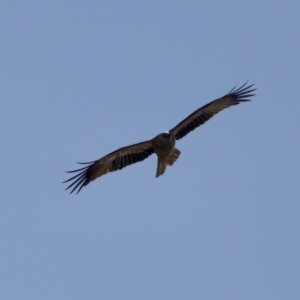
top-left (1, 1), bottom-right (300, 299)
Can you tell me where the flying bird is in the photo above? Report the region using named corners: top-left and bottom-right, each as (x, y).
top-left (64, 83), bottom-right (255, 194)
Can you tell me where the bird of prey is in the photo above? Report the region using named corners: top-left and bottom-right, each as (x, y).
top-left (64, 83), bottom-right (255, 194)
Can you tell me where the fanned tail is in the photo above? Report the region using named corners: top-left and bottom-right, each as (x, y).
top-left (156, 148), bottom-right (181, 178)
top-left (166, 148), bottom-right (181, 166)
top-left (156, 160), bottom-right (167, 177)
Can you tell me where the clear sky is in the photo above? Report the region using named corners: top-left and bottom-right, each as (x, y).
top-left (1, 1), bottom-right (300, 299)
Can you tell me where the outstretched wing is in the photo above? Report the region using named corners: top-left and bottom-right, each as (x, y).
top-left (170, 83), bottom-right (256, 140)
top-left (63, 140), bottom-right (154, 194)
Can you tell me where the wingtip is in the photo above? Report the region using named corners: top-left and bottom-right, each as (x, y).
top-left (226, 82), bottom-right (256, 102)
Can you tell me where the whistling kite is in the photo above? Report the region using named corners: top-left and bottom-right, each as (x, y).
top-left (64, 83), bottom-right (255, 193)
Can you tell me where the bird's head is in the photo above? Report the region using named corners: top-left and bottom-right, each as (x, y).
top-left (161, 131), bottom-right (171, 139)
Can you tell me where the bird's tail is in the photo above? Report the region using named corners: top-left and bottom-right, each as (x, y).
top-left (156, 160), bottom-right (167, 178)
top-left (166, 148), bottom-right (181, 166)
top-left (156, 148), bottom-right (181, 178)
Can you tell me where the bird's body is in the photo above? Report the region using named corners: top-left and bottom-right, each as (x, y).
top-left (64, 83), bottom-right (256, 194)
top-left (152, 132), bottom-right (176, 159)
top-left (152, 131), bottom-right (180, 177)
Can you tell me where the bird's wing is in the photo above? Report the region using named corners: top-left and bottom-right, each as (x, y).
top-left (169, 83), bottom-right (256, 140)
top-left (63, 140), bottom-right (154, 194)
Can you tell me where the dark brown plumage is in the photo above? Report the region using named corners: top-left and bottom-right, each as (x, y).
top-left (64, 83), bottom-right (255, 194)
top-left (170, 83), bottom-right (255, 140)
